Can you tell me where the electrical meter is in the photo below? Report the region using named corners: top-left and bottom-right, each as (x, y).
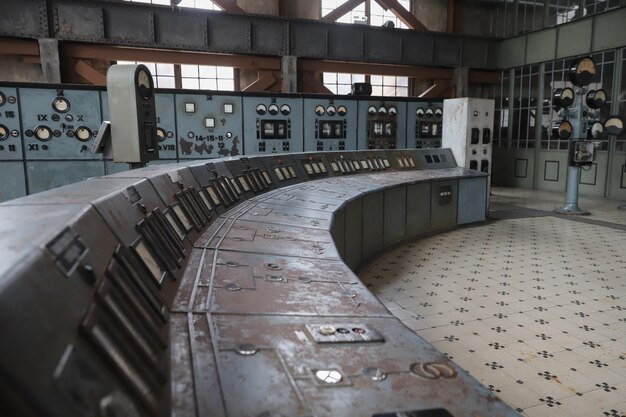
top-left (570, 140), bottom-right (600, 166)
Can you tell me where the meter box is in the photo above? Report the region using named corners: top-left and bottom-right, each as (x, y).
top-left (407, 100), bottom-right (444, 149)
top-left (243, 96), bottom-right (303, 155)
top-left (357, 99), bottom-right (407, 150)
top-left (303, 97), bottom-right (357, 152)
top-left (571, 140), bottom-right (601, 166)
top-left (442, 98), bottom-right (494, 174)
top-left (0, 87), bottom-right (23, 160)
top-left (175, 93), bottom-right (242, 159)
top-left (20, 88), bottom-right (102, 160)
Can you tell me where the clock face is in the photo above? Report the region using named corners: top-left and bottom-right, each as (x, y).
top-left (136, 69), bottom-right (153, 99)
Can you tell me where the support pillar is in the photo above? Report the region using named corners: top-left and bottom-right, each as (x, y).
top-left (453, 66), bottom-right (468, 98)
top-left (38, 38), bottom-right (61, 84)
top-left (281, 55), bottom-right (297, 93)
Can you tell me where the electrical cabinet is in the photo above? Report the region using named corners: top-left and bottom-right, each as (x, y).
top-left (407, 100), bottom-right (444, 149)
top-left (303, 97), bottom-right (357, 152)
top-left (243, 96), bottom-right (303, 155)
top-left (357, 99), bottom-right (407, 150)
top-left (0, 87), bottom-right (23, 160)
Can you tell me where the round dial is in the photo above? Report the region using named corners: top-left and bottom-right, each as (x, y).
top-left (0, 92), bottom-right (5, 106)
top-left (367, 106), bottom-right (377, 116)
top-left (416, 108), bottom-right (425, 118)
top-left (136, 68), bottom-right (153, 100)
top-left (555, 120), bottom-right (573, 140)
top-left (603, 116), bottom-right (624, 136)
top-left (314, 105), bottom-right (325, 116)
top-left (268, 104), bottom-right (279, 115)
top-left (326, 105), bottom-right (336, 116)
top-left (388, 106), bottom-right (397, 116)
top-left (378, 106), bottom-right (387, 115)
top-left (74, 126), bottom-right (92, 142)
top-left (156, 127), bottom-right (166, 142)
top-left (425, 108), bottom-right (434, 118)
top-left (280, 104), bottom-right (291, 115)
top-left (585, 89), bottom-right (607, 109)
top-left (256, 104), bottom-right (267, 115)
top-left (553, 87), bottom-right (575, 108)
top-left (569, 57), bottom-right (596, 87)
top-left (337, 105), bottom-right (347, 116)
top-left (34, 126), bottom-right (52, 141)
top-left (434, 108), bottom-right (443, 117)
top-left (590, 121), bottom-right (604, 139)
top-left (52, 97), bottom-right (70, 113)
top-left (0, 124), bottom-right (8, 140)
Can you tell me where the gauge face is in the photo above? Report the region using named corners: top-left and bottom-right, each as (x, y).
top-left (434, 108), bottom-right (443, 117)
top-left (256, 104), bottom-right (267, 115)
top-left (136, 69), bottom-right (153, 99)
top-left (590, 121), bottom-right (604, 139)
top-left (0, 124), bottom-right (8, 140)
top-left (425, 108), bottom-right (434, 118)
top-left (367, 106), bottom-right (377, 116)
top-left (156, 127), bottom-right (166, 142)
top-left (557, 120), bottom-right (573, 140)
top-left (326, 105), bottom-right (336, 116)
top-left (280, 104), bottom-right (291, 115)
top-left (268, 104), bottom-right (279, 115)
top-left (52, 97), bottom-right (70, 113)
top-left (388, 106), bottom-right (397, 116)
top-left (314, 105), bottom-right (325, 116)
top-left (603, 116), bottom-right (624, 136)
top-left (34, 126), bottom-right (52, 141)
top-left (569, 57), bottom-right (596, 87)
top-left (586, 89), bottom-right (607, 109)
top-left (416, 108), bottom-right (425, 118)
top-left (337, 105), bottom-right (347, 116)
top-left (74, 126), bottom-right (92, 142)
top-left (0, 92), bottom-right (5, 106)
top-left (553, 87), bottom-right (574, 108)
top-left (378, 106), bottom-right (387, 115)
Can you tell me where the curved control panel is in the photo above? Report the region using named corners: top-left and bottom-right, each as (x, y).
top-left (0, 149), bottom-right (516, 417)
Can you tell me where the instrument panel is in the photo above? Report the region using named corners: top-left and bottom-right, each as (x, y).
top-left (303, 97), bottom-right (357, 152)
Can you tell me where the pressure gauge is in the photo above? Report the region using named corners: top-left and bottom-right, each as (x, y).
top-left (425, 108), bottom-right (434, 118)
top-left (553, 120), bottom-right (573, 140)
top-left (314, 105), bottom-right (325, 116)
top-left (52, 97), bottom-right (70, 113)
top-left (256, 104), bottom-right (267, 115)
top-left (416, 108), bottom-right (425, 118)
top-left (0, 92), bottom-right (5, 106)
top-left (585, 89), bottom-right (607, 109)
top-left (378, 106), bottom-right (387, 115)
top-left (434, 108), bottom-right (443, 117)
top-left (553, 87), bottom-right (575, 109)
top-left (367, 106), bottom-right (377, 116)
top-left (156, 127), bottom-right (167, 142)
top-left (337, 105), bottom-right (347, 116)
top-left (589, 121), bottom-right (604, 139)
top-left (0, 124), bottom-right (8, 140)
top-left (34, 126), bottom-right (52, 141)
top-left (388, 106), bottom-right (397, 116)
top-left (569, 57), bottom-right (596, 87)
top-left (268, 104), bottom-right (279, 115)
top-left (74, 126), bottom-right (92, 142)
top-left (136, 68), bottom-right (153, 99)
top-left (603, 116), bottom-right (624, 136)
top-left (326, 105), bottom-right (336, 116)
top-left (280, 104), bottom-right (291, 115)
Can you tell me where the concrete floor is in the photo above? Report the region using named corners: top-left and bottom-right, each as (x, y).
top-left (360, 187), bottom-right (626, 417)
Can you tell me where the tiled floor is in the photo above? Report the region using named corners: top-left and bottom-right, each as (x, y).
top-left (360, 188), bottom-right (626, 417)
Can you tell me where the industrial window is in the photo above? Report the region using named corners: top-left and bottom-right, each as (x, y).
top-left (180, 65), bottom-right (235, 91)
top-left (122, 0), bottom-right (221, 9)
top-left (369, 0), bottom-right (410, 29)
top-left (116, 61), bottom-right (176, 88)
top-left (510, 65), bottom-right (539, 150)
top-left (614, 49), bottom-right (626, 151)
top-left (370, 75), bottom-right (409, 97)
top-left (323, 73), bottom-right (366, 95)
top-left (321, 0), bottom-right (410, 28)
top-left (321, 0), bottom-right (367, 24)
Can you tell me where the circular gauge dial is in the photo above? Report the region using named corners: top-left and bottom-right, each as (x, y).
top-left (314, 105), bottom-right (325, 116)
top-left (326, 105), bottom-right (336, 116)
top-left (416, 108), bottom-right (425, 118)
top-left (569, 57), bottom-right (596, 87)
top-left (434, 108), bottom-right (443, 117)
top-left (74, 126), bottom-right (92, 142)
top-left (554, 120), bottom-right (573, 140)
top-left (268, 104), bottom-right (279, 115)
top-left (256, 104), bottom-right (267, 115)
top-left (585, 89), bottom-right (607, 109)
top-left (0, 92), bottom-right (5, 106)
top-left (553, 87), bottom-right (575, 108)
top-left (388, 106), bottom-right (397, 116)
top-left (34, 126), bottom-right (52, 141)
top-left (367, 106), bottom-right (377, 116)
top-left (280, 104), bottom-right (291, 115)
top-left (603, 116), bottom-right (624, 136)
top-left (0, 124), bottom-right (8, 140)
top-left (378, 106), bottom-right (387, 115)
top-left (136, 68), bottom-right (153, 99)
top-left (590, 121), bottom-right (604, 139)
top-left (156, 127), bottom-right (166, 142)
top-left (52, 97), bottom-right (70, 113)
top-left (425, 108), bottom-right (434, 118)
top-left (337, 105), bottom-right (347, 116)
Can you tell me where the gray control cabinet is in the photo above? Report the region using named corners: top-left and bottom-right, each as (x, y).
top-left (357, 99), bottom-right (407, 150)
top-left (243, 96), bottom-right (303, 155)
top-left (0, 87), bottom-right (23, 160)
top-left (175, 93), bottom-right (243, 159)
top-left (26, 160), bottom-right (105, 194)
top-left (20, 88), bottom-right (101, 160)
top-left (407, 100), bottom-right (444, 149)
top-left (303, 97), bottom-right (357, 152)
top-left (0, 161), bottom-right (26, 201)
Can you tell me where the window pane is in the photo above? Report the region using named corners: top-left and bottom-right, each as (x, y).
top-left (216, 66), bottom-right (233, 78)
top-left (200, 78), bottom-right (218, 90)
top-left (371, 75), bottom-right (383, 84)
top-left (181, 64), bottom-right (199, 78)
top-left (199, 65), bottom-right (217, 78)
top-left (323, 73), bottom-right (337, 83)
top-left (217, 79), bottom-right (235, 91)
top-left (156, 63), bottom-right (174, 76)
top-left (182, 78), bottom-right (200, 89)
top-left (157, 76), bottom-right (175, 88)
top-left (337, 84), bottom-right (352, 95)
top-left (337, 73), bottom-right (352, 84)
